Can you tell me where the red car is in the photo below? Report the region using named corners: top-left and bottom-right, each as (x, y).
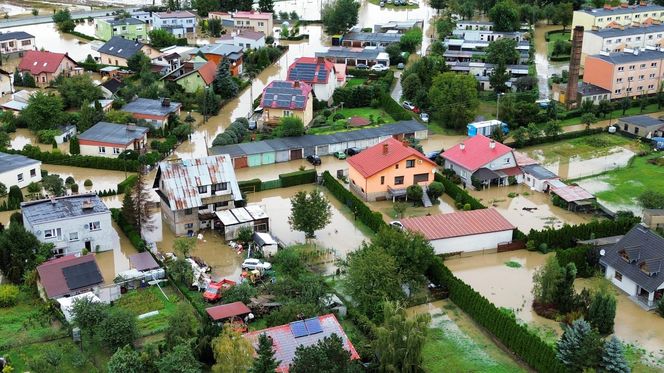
top-left (203, 279), bottom-right (237, 302)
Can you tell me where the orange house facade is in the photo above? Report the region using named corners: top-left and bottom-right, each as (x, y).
top-left (583, 49), bottom-right (664, 99)
top-left (199, 43), bottom-right (244, 76)
top-left (347, 138), bottom-right (437, 202)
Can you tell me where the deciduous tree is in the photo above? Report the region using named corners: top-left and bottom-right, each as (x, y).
top-left (276, 116), bottom-right (305, 137)
top-left (107, 345), bottom-right (144, 373)
top-left (486, 38), bottom-right (520, 65)
top-left (321, 0), bottom-right (360, 35)
top-left (21, 92), bottom-right (67, 131)
top-left (532, 255), bottom-right (562, 305)
top-left (375, 301), bottom-right (430, 372)
top-left (72, 296), bottom-right (109, 337)
top-left (56, 75), bottom-right (103, 109)
top-left (399, 27), bottom-right (423, 53)
top-left (211, 328), bottom-right (254, 373)
top-left (258, 0), bottom-right (274, 12)
top-left (0, 223), bottom-right (51, 283)
top-left (156, 343), bottom-right (201, 373)
top-left (288, 190), bottom-right (332, 238)
top-left (637, 190), bottom-right (664, 209)
top-left (429, 72), bottom-right (478, 130)
top-left (489, 0), bottom-right (521, 32)
top-left (42, 174), bottom-right (65, 197)
top-left (148, 29), bottom-right (179, 48)
top-left (97, 309), bottom-right (138, 350)
top-left (489, 61), bottom-right (510, 93)
top-left (165, 304), bottom-right (199, 349)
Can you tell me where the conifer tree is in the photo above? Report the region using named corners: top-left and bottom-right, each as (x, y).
top-left (556, 319), bottom-right (602, 371)
top-left (22, 72), bottom-right (36, 88)
top-left (213, 59), bottom-right (239, 99)
top-left (600, 337), bottom-right (631, 373)
top-left (13, 68), bottom-right (22, 86)
top-left (249, 333), bottom-right (280, 373)
top-left (587, 289), bottom-right (617, 335)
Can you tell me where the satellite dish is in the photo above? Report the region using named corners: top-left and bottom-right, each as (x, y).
top-left (600, 249), bottom-right (606, 256)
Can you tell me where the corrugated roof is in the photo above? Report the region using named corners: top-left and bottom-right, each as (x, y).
top-left (36, 254), bottom-right (103, 298)
top-left (552, 185), bottom-right (595, 202)
top-left (21, 193), bottom-right (109, 225)
top-left (156, 155), bottom-right (242, 211)
top-left (79, 121), bottom-right (149, 145)
top-left (243, 314), bottom-right (360, 373)
top-left (347, 138), bottom-right (436, 178)
top-left (206, 302), bottom-right (251, 320)
top-left (522, 164), bottom-right (558, 180)
top-left (400, 208), bottom-right (515, 240)
top-left (442, 135), bottom-right (513, 172)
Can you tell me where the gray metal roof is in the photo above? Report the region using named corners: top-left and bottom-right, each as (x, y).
top-left (343, 32), bottom-right (402, 44)
top-left (618, 114), bottom-right (664, 129)
top-left (79, 121), bottom-right (149, 145)
top-left (579, 4), bottom-right (664, 16)
top-left (0, 152), bottom-right (39, 173)
top-left (210, 120), bottom-right (427, 157)
top-left (21, 193), bottom-right (109, 225)
top-left (155, 155), bottom-right (242, 211)
top-left (122, 98), bottom-right (182, 117)
top-left (587, 23), bottom-right (664, 38)
top-left (106, 17), bottom-right (144, 26)
top-left (599, 224), bottom-right (664, 292)
top-left (591, 49), bottom-right (664, 64)
top-left (578, 82), bottom-right (611, 96)
top-left (522, 164), bottom-right (558, 180)
top-left (316, 46), bottom-right (385, 60)
top-left (98, 36), bottom-right (145, 59)
top-left (0, 31), bottom-right (33, 42)
top-left (198, 43), bottom-right (243, 57)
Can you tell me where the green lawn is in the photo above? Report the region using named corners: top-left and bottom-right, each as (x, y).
top-left (0, 292), bottom-right (68, 350)
top-left (111, 285), bottom-right (185, 337)
top-left (308, 107), bottom-right (395, 135)
top-left (577, 154), bottom-right (664, 206)
top-left (421, 301), bottom-right (525, 373)
top-left (3, 338), bottom-right (103, 372)
top-left (522, 133), bottom-right (642, 162)
top-left (547, 31), bottom-right (571, 58)
top-left (559, 104), bottom-right (664, 127)
top-left (345, 78), bottom-right (366, 88)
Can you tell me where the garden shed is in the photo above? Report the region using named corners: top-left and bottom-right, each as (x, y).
top-left (215, 205), bottom-right (270, 240)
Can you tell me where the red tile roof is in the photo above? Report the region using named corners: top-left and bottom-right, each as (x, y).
top-left (197, 60), bottom-right (217, 85)
top-left (513, 151), bottom-right (538, 166)
top-left (18, 50), bottom-right (73, 75)
top-left (497, 166), bottom-right (523, 176)
top-left (400, 208), bottom-right (515, 240)
top-left (287, 57), bottom-right (336, 84)
top-left (243, 314), bottom-right (360, 373)
top-left (206, 301), bottom-right (251, 321)
top-left (441, 135), bottom-right (514, 172)
top-left (36, 254), bottom-right (103, 299)
top-left (347, 137), bottom-right (436, 178)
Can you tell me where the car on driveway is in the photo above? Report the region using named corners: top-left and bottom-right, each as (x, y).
top-left (345, 147), bottom-right (361, 156)
top-left (355, 63), bottom-right (369, 70)
top-left (241, 258), bottom-right (272, 271)
top-left (397, 62), bottom-right (405, 70)
top-left (333, 151), bottom-right (347, 159)
top-left (402, 101), bottom-right (415, 110)
top-left (370, 64), bottom-right (389, 72)
top-left (420, 112), bottom-right (429, 123)
top-left (306, 154), bottom-right (322, 165)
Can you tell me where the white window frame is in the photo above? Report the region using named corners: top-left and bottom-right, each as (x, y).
top-left (69, 232), bottom-right (79, 241)
top-left (99, 146), bottom-right (106, 153)
top-left (89, 221), bottom-right (101, 231)
top-left (44, 228), bottom-right (61, 239)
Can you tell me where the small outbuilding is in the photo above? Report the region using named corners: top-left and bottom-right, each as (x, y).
top-left (215, 205), bottom-right (269, 240)
top-left (205, 301), bottom-right (252, 323)
top-left (129, 252), bottom-right (160, 272)
top-left (522, 164), bottom-right (560, 192)
top-left (551, 185), bottom-right (596, 212)
top-left (57, 292), bottom-right (102, 322)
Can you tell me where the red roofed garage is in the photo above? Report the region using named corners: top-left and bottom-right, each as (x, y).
top-left (397, 209), bottom-right (516, 255)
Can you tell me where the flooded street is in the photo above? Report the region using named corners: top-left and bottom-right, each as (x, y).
top-left (528, 147), bottom-right (635, 179)
top-left (470, 184), bottom-right (592, 232)
top-left (533, 24), bottom-right (569, 99)
top-left (0, 21), bottom-right (99, 62)
top-left (96, 221), bottom-right (138, 284)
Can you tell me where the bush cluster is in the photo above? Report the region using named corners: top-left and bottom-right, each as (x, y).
top-left (433, 173), bottom-right (486, 210)
top-left (111, 208), bottom-right (146, 252)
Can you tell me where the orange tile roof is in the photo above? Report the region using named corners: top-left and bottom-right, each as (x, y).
top-left (347, 137), bottom-right (436, 178)
top-left (197, 60), bottom-right (217, 85)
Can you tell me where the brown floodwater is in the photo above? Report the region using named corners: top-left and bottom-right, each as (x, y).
top-left (469, 184), bottom-right (591, 232)
top-left (10, 128), bottom-right (70, 153)
top-left (523, 145), bottom-right (635, 180)
top-left (42, 164), bottom-right (133, 193)
top-left (95, 221), bottom-right (138, 284)
top-left (533, 24), bottom-right (570, 99)
top-left (1, 22), bottom-right (99, 61)
top-left (369, 193), bottom-right (456, 221)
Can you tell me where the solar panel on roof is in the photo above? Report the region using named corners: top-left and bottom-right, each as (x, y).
top-left (290, 321), bottom-right (308, 338)
top-left (62, 261), bottom-right (102, 290)
top-left (305, 318), bottom-right (323, 335)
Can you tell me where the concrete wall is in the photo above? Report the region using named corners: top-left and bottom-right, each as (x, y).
top-left (605, 264), bottom-right (638, 296)
top-left (0, 161), bottom-right (41, 189)
top-left (161, 203), bottom-right (201, 236)
top-left (26, 211), bottom-right (114, 256)
top-left (430, 230), bottom-right (514, 255)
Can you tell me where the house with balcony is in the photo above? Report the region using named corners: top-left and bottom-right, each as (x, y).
top-left (347, 138), bottom-right (437, 202)
top-left (260, 80), bottom-right (313, 126)
top-left (287, 57), bottom-right (345, 101)
top-left (22, 194), bottom-right (114, 256)
top-left (600, 224), bottom-right (664, 310)
top-left (121, 97), bottom-right (182, 128)
top-left (78, 121), bottom-right (149, 157)
top-left (441, 134), bottom-right (522, 188)
top-left (209, 10), bottom-right (273, 36)
top-left (198, 43), bottom-right (244, 76)
top-left (95, 17), bottom-right (148, 41)
top-left (17, 50), bottom-right (81, 87)
top-left (153, 11), bottom-right (197, 37)
top-left (0, 31), bottom-right (34, 55)
top-left (154, 155), bottom-right (243, 236)
top-left (98, 36), bottom-right (160, 67)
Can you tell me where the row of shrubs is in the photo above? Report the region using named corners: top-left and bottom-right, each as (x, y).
top-left (322, 171), bottom-right (387, 233)
top-left (433, 172), bottom-right (486, 210)
top-left (427, 258), bottom-right (567, 373)
top-left (117, 175), bottom-right (138, 194)
top-left (505, 127), bottom-right (606, 149)
top-left (110, 208), bottom-right (147, 252)
top-left (237, 169), bottom-right (318, 192)
top-left (5, 146), bottom-right (141, 172)
top-left (380, 94), bottom-right (413, 121)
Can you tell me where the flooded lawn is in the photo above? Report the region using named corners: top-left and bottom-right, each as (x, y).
top-left (10, 128), bottom-right (70, 153)
top-left (470, 184), bottom-right (592, 232)
top-left (408, 300), bottom-right (526, 372)
top-left (95, 221), bottom-right (138, 284)
top-left (42, 164), bottom-right (133, 193)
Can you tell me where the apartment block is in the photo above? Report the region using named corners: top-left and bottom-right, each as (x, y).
top-left (572, 3), bottom-right (664, 31)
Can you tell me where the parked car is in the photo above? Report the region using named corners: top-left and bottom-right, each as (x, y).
top-left (402, 101), bottom-right (415, 110)
top-left (397, 62), bottom-right (405, 70)
top-left (241, 258), bottom-right (272, 271)
top-left (380, 1), bottom-right (385, 6)
top-left (425, 150), bottom-right (440, 161)
top-left (355, 63), bottom-right (369, 70)
top-left (203, 279), bottom-right (236, 302)
top-left (345, 147), bottom-right (361, 156)
top-left (333, 151), bottom-right (347, 159)
top-left (371, 63), bottom-right (389, 72)
top-left (420, 112), bottom-right (429, 123)
top-left (306, 154), bottom-right (322, 165)
top-left (389, 221), bottom-right (404, 230)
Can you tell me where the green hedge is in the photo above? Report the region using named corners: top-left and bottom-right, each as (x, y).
top-left (322, 171), bottom-right (387, 233)
top-left (238, 178), bottom-right (262, 193)
top-left (549, 55), bottom-right (570, 62)
top-left (346, 68), bottom-right (390, 78)
top-left (544, 29), bottom-right (568, 42)
top-left (504, 127), bottom-right (606, 148)
top-left (117, 175), bottom-right (138, 194)
top-left (380, 94), bottom-right (413, 121)
top-left (279, 169), bottom-right (317, 187)
top-left (111, 208), bottom-right (147, 252)
top-left (433, 173), bottom-right (486, 210)
top-left (427, 259), bottom-right (566, 373)
top-left (4, 146), bottom-right (140, 172)
top-left (556, 246), bottom-right (595, 278)
top-left (526, 217), bottom-right (640, 251)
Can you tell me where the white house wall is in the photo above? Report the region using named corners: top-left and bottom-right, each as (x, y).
top-left (430, 230), bottom-right (513, 255)
top-left (605, 265), bottom-right (639, 296)
top-left (80, 144), bottom-right (129, 158)
top-left (481, 151), bottom-right (516, 171)
top-left (27, 212), bottom-right (115, 256)
top-left (0, 161), bottom-right (41, 189)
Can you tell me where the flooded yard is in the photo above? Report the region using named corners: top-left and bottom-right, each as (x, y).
top-left (10, 128), bottom-right (70, 153)
top-left (95, 221), bottom-right (138, 284)
top-left (42, 164), bottom-right (132, 193)
top-left (369, 194), bottom-right (456, 221)
top-left (0, 22), bottom-right (98, 61)
top-left (470, 184), bottom-right (592, 232)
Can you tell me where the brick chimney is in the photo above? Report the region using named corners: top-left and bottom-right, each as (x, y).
top-left (162, 97), bottom-right (171, 107)
top-left (293, 81), bottom-right (300, 88)
top-left (490, 140), bottom-right (496, 149)
top-left (459, 142), bottom-right (465, 151)
top-left (566, 26), bottom-right (584, 109)
top-left (383, 142), bottom-right (389, 155)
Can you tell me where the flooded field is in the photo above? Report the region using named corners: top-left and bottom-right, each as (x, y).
top-left (0, 22), bottom-right (98, 62)
top-left (470, 184), bottom-right (592, 232)
top-left (10, 128), bottom-right (70, 153)
top-left (42, 164), bottom-right (132, 193)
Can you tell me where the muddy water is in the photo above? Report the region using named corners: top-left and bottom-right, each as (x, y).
top-left (533, 24), bottom-right (569, 99)
top-left (445, 250), bottom-right (560, 328)
top-left (470, 184), bottom-right (591, 232)
top-left (1, 22), bottom-right (98, 61)
top-left (246, 184), bottom-right (370, 260)
top-left (10, 128), bottom-right (70, 153)
top-left (96, 221), bottom-right (138, 284)
top-left (369, 193), bottom-right (456, 221)
top-left (527, 147), bottom-right (635, 179)
top-left (42, 164), bottom-right (132, 192)
top-left (575, 178), bottom-right (642, 215)
top-left (0, 3), bottom-right (28, 16)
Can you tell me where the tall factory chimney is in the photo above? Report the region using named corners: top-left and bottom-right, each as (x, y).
top-left (566, 26), bottom-right (584, 109)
